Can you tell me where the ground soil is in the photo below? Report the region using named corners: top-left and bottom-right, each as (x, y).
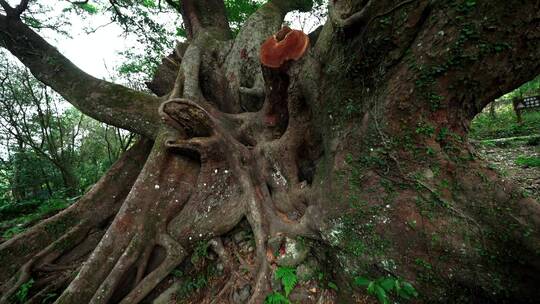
top-left (476, 143), bottom-right (540, 198)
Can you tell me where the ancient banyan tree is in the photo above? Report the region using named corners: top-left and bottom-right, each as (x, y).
top-left (0, 0), bottom-right (539, 303)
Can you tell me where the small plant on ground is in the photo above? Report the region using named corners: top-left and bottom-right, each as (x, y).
top-left (276, 266), bottom-right (298, 296)
top-left (265, 266), bottom-right (298, 304)
top-left (516, 156), bottom-right (540, 167)
top-left (13, 278), bottom-right (34, 303)
top-left (470, 101), bottom-right (540, 140)
top-left (354, 276), bottom-right (418, 304)
top-left (265, 292), bottom-right (291, 304)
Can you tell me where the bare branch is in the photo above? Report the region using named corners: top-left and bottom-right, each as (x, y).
top-left (0, 0), bottom-right (14, 15)
top-left (13, 0), bottom-right (29, 16)
top-left (0, 0), bottom-right (29, 17)
top-left (68, 0), bottom-right (89, 4)
top-left (330, 0), bottom-right (417, 29)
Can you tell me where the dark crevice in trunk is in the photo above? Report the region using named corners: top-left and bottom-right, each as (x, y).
top-left (145, 245), bottom-right (167, 277)
top-left (110, 265), bottom-right (138, 303)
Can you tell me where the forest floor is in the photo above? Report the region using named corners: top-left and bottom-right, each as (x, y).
top-left (475, 140), bottom-right (540, 198)
top-left (470, 103), bottom-right (540, 199)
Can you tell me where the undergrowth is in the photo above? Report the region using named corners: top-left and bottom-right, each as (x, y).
top-left (469, 102), bottom-right (540, 140)
top-left (516, 156), bottom-right (540, 168)
top-left (0, 197), bottom-right (71, 240)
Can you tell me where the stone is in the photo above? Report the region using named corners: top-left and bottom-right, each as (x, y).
top-left (232, 284), bottom-right (251, 303)
top-left (271, 272), bottom-right (283, 292)
top-left (297, 258), bottom-right (319, 281)
top-left (216, 262), bottom-right (224, 273)
top-left (267, 235), bottom-right (284, 254)
top-left (423, 168), bottom-right (434, 180)
top-left (276, 237), bottom-right (309, 267)
top-left (233, 230), bottom-right (250, 243)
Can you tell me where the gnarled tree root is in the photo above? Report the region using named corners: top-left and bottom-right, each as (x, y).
top-left (0, 140), bottom-right (153, 303)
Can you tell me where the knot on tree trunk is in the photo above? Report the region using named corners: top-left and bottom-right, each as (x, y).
top-left (159, 98), bottom-right (214, 138)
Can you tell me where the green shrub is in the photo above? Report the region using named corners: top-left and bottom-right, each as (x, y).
top-left (516, 156), bottom-right (540, 167)
top-left (354, 276), bottom-right (418, 304)
top-left (265, 266), bottom-right (298, 304)
top-left (265, 292), bottom-right (290, 304)
top-left (13, 278), bottom-right (34, 303)
top-left (470, 102), bottom-right (540, 140)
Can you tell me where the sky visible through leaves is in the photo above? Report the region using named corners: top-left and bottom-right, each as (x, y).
top-left (2, 0), bottom-right (326, 79)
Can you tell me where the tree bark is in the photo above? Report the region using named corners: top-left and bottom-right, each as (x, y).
top-left (0, 0), bottom-right (539, 303)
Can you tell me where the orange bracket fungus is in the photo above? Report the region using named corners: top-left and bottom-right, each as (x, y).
top-left (260, 26), bottom-right (310, 68)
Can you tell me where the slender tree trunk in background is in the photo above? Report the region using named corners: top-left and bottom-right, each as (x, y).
top-left (0, 0), bottom-right (539, 303)
top-left (489, 100), bottom-right (496, 118)
top-left (10, 157), bottom-right (24, 203)
top-left (39, 167), bottom-right (54, 198)
top-left (59, 165), bottom-right (79, 197)
top-left (10, 141), bottom-right (26, 203)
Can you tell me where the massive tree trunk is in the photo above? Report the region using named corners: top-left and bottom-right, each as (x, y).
top-left (0, 0), bottom-right (539, 303)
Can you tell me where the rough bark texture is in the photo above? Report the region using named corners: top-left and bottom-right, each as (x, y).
top-left (0, 0), bottom-right (539, 303)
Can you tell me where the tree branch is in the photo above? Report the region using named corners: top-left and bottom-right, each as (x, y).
top-left (0, 0), bottom-right (14, 15)
top-left (178, 0), bottom-right (231, 40)
top-left (13, 0), bottom-right (29, 16)
top-left (0, 16), bottom-right (162, 138)
top-left (330, 0), bottom-right (417, 29)
top-left (0, 0), bottom-right (29, 17)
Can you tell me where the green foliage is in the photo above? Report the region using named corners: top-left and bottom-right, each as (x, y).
top-left (265, 266), bottom-right (298, 303)
top-left (516, 156), bottom-right (540, 168)
top-left (13, 278), bottom-right (34, 303)
top-left (174, 265), bottom-right (217, 300)
top-left (142, 0), bottom-right (157, 8)
top-left (171, 269), bottom-right (183, 277)
top-left (76, 3), bottom-right (98, 14)
top-left (1, 197), bottom-right (70, 239)
top-left (265, 292), bottom-right (291, 304)
top-left (327, 281), bottom-right (339, 291)
top-left (275, 266), bottom-right (298, 297)
top-left (504, 74), bottom-right (540, 100)
top-left (41, 293), bottom-right (58, 303)
top-left (190, 241), bottom-right (210, 265)
top-left (354, 276), bottom-right (418, 304)
top-left (415, 123), bottom-right (435, 137)
top-left (2, 226), bottom-right (25, 239)
top-left (470, 101), bottom-right (540, 140)
top-left (0, 59), bottom-right (134, 239)
top-left (470, 74), bottom-right (540, 140)
top-left (225, 0), bottom-right (262, 34)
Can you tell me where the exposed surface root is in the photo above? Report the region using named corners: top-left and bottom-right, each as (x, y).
top-left (119, 234), bottom-right (186, 304)
top-left (0, 224), bottom-right (87, 303)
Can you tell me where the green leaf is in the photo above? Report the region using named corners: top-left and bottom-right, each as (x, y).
top-left (354, 276), bottom-right (372, 287)
top-left (374, 284), bottom-right (390, 304)
top-left (275, 267), bottom-right (297, 297)
top-left (142, 0), bottom-right (157, 8)
top-left (401, 281), bottom-right (419, 298)
top-left (77, 3), bottom-right (98, 14)
top-left (170, 269), bottom-right (183, 277)
top-left (23, 17), bottom-right (42, 28)
top-left (379, 278), bottom-right (396, 292)
top-left (465, 0), bottom-right (476, 7)
top-left (176, 27), bottom-right (187, 38)
top-left (264, 292), bottom-right (290, 304)
top-left (367, 281), bottom-right (375, 294)
top-left (15, 278), bottom-right (34, 303)
top-left (328, 282), bottom-right (338, 291)
top-left (397, 287), bottom-right (412, 300)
